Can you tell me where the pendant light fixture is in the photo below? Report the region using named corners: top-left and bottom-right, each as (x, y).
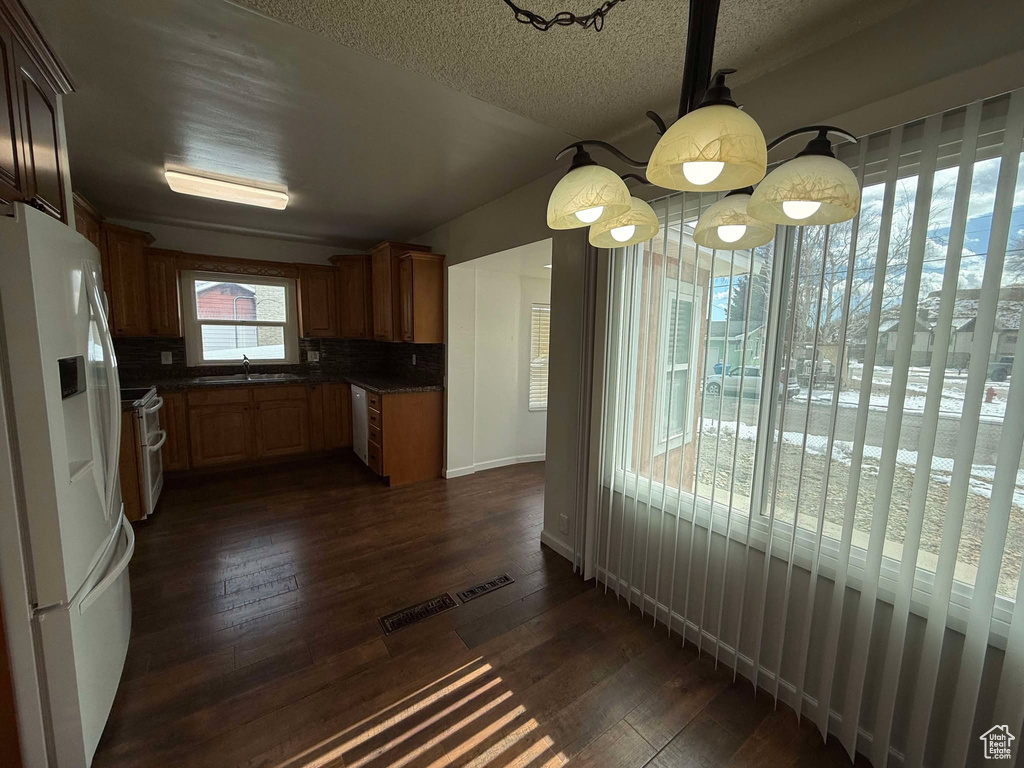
top-left (747, 127), bottom-right (861, 226)
top-left (546, 146), bottom-right (632, 229)
top-left (588, 195), bottom-right (660, 248)
top-left (692, 188), bottom-right (775, 250)
top-left (646, 70), bottom-right (767, 192)
top-left (518, 0), bottom-right (861, 246)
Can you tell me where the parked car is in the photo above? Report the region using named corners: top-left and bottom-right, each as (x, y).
top-left (988, 355), bottom-right (1014, 382)
top-left (704, 366), bottom-right (800, 399)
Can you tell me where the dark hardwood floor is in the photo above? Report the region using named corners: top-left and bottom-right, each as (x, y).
top-left (95, 455), bottom-right (865, 768)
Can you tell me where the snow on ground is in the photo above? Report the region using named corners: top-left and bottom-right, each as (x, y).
top-left (702, 417), bottom-right (1024, 509)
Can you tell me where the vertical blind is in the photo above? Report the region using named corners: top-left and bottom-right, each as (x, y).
top-left (593, 89), bottom-right (1024, 767)
top-left (529, 303), bottom-right (550, 411)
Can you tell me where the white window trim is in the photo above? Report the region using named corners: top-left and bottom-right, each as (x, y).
top-left (529, 303), bottom-right (550, 412)
top-left (655, 281), bottom-right (699, 453)
top-left (181, 270), bottom-right (299, 367)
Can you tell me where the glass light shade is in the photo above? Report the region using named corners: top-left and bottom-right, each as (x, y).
top-left (589, 197), bottom-right (659, 248)
top-left (646, 104), bottom-right (767, 192)
top-left (546, 164), bottom-right (631, 229)
top-left (747, 154), bottom-right (861, 225)
top-left (692, 193), bottom-right (775, 250)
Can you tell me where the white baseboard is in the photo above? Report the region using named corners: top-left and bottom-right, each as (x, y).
top-left (446, 454), bottom-right (546, 478)
top-left (595, 566), bottom-right (906, 768)
top-left (540, 530), bottom-right (574, 562)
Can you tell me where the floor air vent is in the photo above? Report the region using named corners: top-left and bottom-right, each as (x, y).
top-left (457, 573), bottom-right (515, 603)
top-left (378, 593), bottom-right (458, 635)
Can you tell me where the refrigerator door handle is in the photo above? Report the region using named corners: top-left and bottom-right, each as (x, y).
top-left (79, 512), bottom-right (134, 615)
top-left (86, 270), bottom-right (122, 519)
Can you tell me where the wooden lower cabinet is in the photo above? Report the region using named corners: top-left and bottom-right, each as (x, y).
top-left (323, 381), bottom-right (352, 449)
top-left (159, 390), bottom-right (189, 470)
top-left (253, 385), bottom-right (309, 458)
top-left (118, 411), bottom-right (144, 522)
top-left (364, 389), bottom-right (442, 486)
top-left (187, 388), bottom-right (254, 468)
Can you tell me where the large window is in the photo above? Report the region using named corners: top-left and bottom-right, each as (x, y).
top-left (181, 271), bottom-right (299, 366)
top-left (600, 90), bottom-right (1024, 607)
top-left (529, 303), bottom-right (550, 411)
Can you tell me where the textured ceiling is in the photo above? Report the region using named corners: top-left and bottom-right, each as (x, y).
top-left (227, 0), bottom-right (920, 140)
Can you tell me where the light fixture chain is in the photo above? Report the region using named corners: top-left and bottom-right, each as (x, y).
top-left (500, 0), bottom-right (626, 31)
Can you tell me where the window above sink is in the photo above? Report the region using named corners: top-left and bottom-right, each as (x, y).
top-left (181, 270), bottom-right (299, 366)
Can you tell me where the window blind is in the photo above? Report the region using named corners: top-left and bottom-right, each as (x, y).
top-left (529, 304), bottom-right (550, 411)
top-left (593, 88), bottom-right (1024, 768)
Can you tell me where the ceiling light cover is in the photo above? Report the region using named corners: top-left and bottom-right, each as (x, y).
top-left (747, 154), bottom-right (860, 225)
top-left (546, 164), bottom-right (631, 229)
top-left (165, 171), bottom-right (289, 210)
top-left (588, 197), bottom-right (660, 248)
top-left (646, 104), bottom-right (767, 192)
top-left (693, 193), bottom-right (775, 250)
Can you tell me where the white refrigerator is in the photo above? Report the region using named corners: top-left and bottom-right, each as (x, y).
top-left (0, 203), bottom-right (134, 767)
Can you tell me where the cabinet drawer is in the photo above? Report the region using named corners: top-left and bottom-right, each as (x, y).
top-left (188, 387), bottom-right (250, 406)
top-left (367, 391), bottom-right (381, 410)
top-left (368, 407), bottom-right (381, 429)
top-left (368, 440), bottom-right (382, 475)
top-left (368, 422), bottom-right (382, 447)
top-left (252, 384), bottom-right (307, 402)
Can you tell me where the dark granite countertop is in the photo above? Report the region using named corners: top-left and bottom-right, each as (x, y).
top-left (120, 372), bottom-right (442, 395)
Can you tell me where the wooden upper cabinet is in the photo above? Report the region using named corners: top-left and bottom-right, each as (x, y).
top-left (331, 254), bottom-right (371, 339)
top-left (147, 248), bottom-right (180, 337)
top-left (397, 251), bottom-right (444, 344)
top-left (298, 264), bottom-right (338, 338)
top-left (73, 193), bottom-right (102, 250)
top-left (13, 45), bottom-right (62, 222)
top-left (0, 0), bottom-right (72, 218)
top-left (0, 21), bottom-right (21, 205)
top-left (368, 241), bottom-right (431, 342)
top-left (104, 224), bottom-right (154, 336)
top-left (370, 246), bottom-right (394, 341)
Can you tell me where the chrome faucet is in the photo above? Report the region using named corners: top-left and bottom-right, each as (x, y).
top-left (242, 354), bottom-right (251, 380)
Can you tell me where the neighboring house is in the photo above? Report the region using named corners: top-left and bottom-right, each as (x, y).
top-left (853, 285), bottom-right (1024, 368)
top-left (706, 319), bottom-right (764, 374)
top-left (195, 281), bottom-right (258, 353)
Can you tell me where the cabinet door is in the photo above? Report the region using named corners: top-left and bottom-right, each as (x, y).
top-left (73, 197), bottom-right (103, 250)
top-left (188, 403), bottom-right (253, 467)
top-left (14, 45), bottom-right (64, 222)
top-left (323, 382), bottom-right (352, 449)
top-left (105, 229), bottom-right (148, 336)
top-left (299, 265), bottom-right (338, 337)
top-left (159, 391), bottom-right (189, 471)
top-left (398, 257), bottom-right (414, 343)
top-left (0, 23), bottom-right (22, 205)
top-left (370, 248), bottom-right (394, 341)
top-left (148, 250), bottom-right (180, 337)
top-left (307, 384), bottom-right (325, 452)
top-left (337, 256), bottom-right (370, 339)
top-left (254, 398), bottom-right (310, 458)
top-left (118, 415), bottom-right (143, 522)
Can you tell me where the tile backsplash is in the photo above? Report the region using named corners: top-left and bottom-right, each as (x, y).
top-left (114, 336), bottom-right (443, 386)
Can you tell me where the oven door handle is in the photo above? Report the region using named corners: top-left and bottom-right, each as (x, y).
top-left (147, 430), bottom-right (167, 452)
top-left (143, 396), bottom-right (164, 414)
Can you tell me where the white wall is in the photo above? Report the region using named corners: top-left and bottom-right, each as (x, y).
top-left (446, 259), bottom-right (550, 477)
top-left (108, 218), bottom-right (361, 264)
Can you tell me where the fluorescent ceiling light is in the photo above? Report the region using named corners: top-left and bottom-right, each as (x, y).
top-left (164, 170), bottom-right (289, 210)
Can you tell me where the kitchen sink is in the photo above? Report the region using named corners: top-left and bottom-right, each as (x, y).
top-left (195, 373), bottom-right (303, 384)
